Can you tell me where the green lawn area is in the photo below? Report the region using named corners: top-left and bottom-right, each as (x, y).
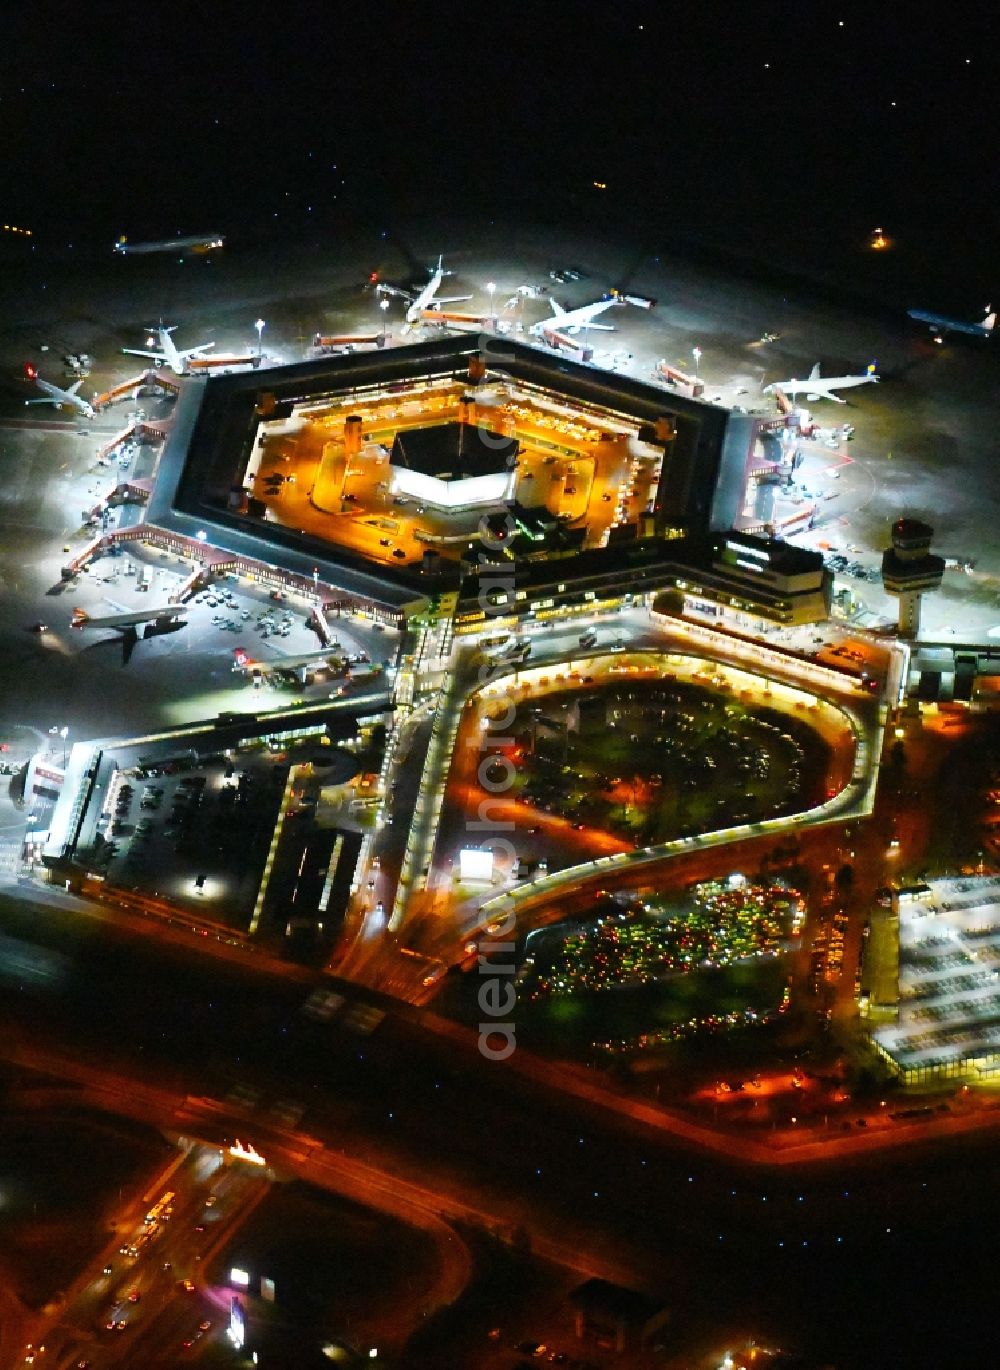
top-left (504, 677), bottom-right (831, 843)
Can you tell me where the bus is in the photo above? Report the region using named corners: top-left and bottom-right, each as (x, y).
top-left (144, 1189), bottom-right (175, 1227)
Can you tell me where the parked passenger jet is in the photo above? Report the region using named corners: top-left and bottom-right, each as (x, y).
top-left (123, 323), bottom-right (215, 376)
top-left (764, 362), bottom-right (879, 404)
top-left (23, 363), bottom-right (95, 419)
top-left (529, 296), bottom-right (624, 337)
top-left (907, 304), bottom-right (995, 340)
top-left (71, 605), bottom-right (188, 633)
top-left (376, 256), bottom-right (471, 326)
top-left (232, 647), bottom-right (342, 675)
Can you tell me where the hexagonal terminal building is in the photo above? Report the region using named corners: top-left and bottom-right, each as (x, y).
top-left (142, 336), bottom-right (761, 624)
top-left (881, 518), bottom-right (944, 638)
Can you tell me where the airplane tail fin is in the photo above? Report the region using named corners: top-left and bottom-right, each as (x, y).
top-left (984, 306), bottom-right (996, 332)
top-left (808, 362), bottom-right (821, 380)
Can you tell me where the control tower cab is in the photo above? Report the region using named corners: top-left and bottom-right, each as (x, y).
top-left (881, 518), bottom-right (944, 638)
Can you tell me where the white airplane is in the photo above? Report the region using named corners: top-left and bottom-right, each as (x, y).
top-left (764, 362), bottom-right (879, 404)
top-left (529, 296), bottom-right (624, 338)
top-left (71, 604), bottom-right (188, 632)
top-left (23, 362), bottom-right (95, 419)
top-left (376, 256), bottom-right (471, 326)
top-left (114, 234), bottom-right (224, 256)
top-left (907, 304), bottom-right (996, 340)
top-left (123, 323), bottom-right (215, 376)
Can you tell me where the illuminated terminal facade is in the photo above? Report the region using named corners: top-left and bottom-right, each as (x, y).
top-left (139, 335), bottom-right (819, 628)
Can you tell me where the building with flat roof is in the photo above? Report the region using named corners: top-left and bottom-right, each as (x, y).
top-left (673, 531), bottom-right (833, 626)
top-left (455, 529), bottom-right (832, 633)
top-left (389, 419), bottom-right (518, 508)
top-left (139, 336), bottom-right (757, 623)
top-left (569, 1278), bottom-right (670, 1354)
top-left (870, 876), bottom-right (1000, 1084)
top-left (41, 695), bottom-right (389, 937)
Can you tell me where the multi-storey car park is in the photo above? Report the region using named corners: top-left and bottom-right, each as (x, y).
top-left (867, 876), bottom-right (1000, 1085)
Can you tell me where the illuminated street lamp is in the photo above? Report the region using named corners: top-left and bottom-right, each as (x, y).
top-left (691, 346), bottom-right (702, 377)
top-left (255, 317), bottom-right (265, 362)
top-left (49, 724), bottom-right (69, 767)
top-left (486, 280), bottom-right (496, 328)
top-left (379, 295), bottom-right (390, 335)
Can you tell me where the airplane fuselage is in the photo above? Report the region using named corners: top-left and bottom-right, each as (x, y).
top-left (765, 372), bottom-right (878, 403)
top-left (234, 649), bottom-right (342, 675)
top-left (530, 297), bottom-right (622, 337)
top-left (72, 606), bottom-right (188, 631)
top-left (24, 368), bottom-right (95, 419)
top-left (405, 268), bottom-right (445, 323)
top-left (114, 235), bottom-right (224, 256)
top-left (123, 325), bottom-right (214, 376)
top-left (908, 307), bottom-right (995, 338)
top-left (41, 379), bottom-right (95, 418)
top-left (159, 332), bottom-right (186, 374)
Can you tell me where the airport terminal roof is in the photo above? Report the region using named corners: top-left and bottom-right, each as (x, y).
top-left (569, 1278), bottom-right (668, 1325)
top-left (718, 531), bottom-right (826, 575)
top-left (144, 336), bottom-right (746, 608)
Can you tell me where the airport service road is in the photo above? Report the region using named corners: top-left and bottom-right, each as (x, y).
top-left (7, 918), bottom-right (1000, 1370)
top-left (339, 610), bottom-right (877, 1002)
top-left (333, 702), bottom-right (435, 985)
top-left (16, 1142), bottom-right (268, 1370)
top-left (430, 611), bottom-right (872, 874)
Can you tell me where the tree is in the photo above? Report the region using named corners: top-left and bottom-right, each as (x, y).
top-left (834, 863), bottom-right (854, 893)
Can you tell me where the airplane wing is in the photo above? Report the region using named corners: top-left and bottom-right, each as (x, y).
top-left (805, 386), bottom-right (845, 404)
top-left (375, 284), bottom-right (413, 302)
top-left (549, 300), bottom-right (567, 318)
top-left (178, 343), bottom-right (215, 359)
top-left (121, 623), bottom-right (139, 665)
top-left (434, 295), bottom-right (473, 306)
top-left (123, 347), bottom-right (164, 361)
top-left (25, 397), bottom-right (55, 406)
top-left (67, 380), bottom-right (83, 395)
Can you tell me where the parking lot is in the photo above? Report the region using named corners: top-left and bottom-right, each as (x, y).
top-left (91, 749), bottom-right (286, 927)
top-left (59, 541), bottom-right (397, 715)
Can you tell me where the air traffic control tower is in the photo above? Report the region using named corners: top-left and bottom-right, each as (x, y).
top-left (881, 518), bottom-right (944, 638)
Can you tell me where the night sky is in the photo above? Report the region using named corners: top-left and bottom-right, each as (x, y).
top-left (2, 4), bottom-right (997, 294)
